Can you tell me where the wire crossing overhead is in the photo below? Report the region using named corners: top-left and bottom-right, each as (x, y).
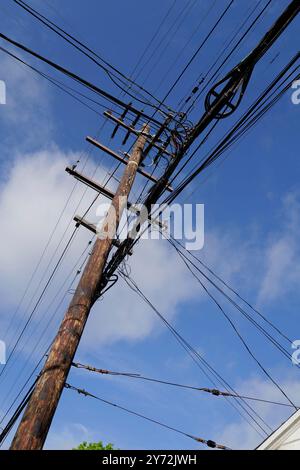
top-left (190, 0), bottom-right (300, 139)
top-left (72, 362), bottom-right (299, 408)
top-left (85, 136), bottom-right (174, 191)
top-left (0, 31), bottom-right (168, 127)
top-left (10, 126), bottom-right (150, 450)
top-left (13, 0), bottom-right (175, 114)
top-left (64, 383), bottom-right (231, 450)
top-left (101, 3), bottom-right (300, 284)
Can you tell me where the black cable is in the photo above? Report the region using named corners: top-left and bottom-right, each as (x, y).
top-left (104, 57), bottom-right (300, 287)
top-left (73, 361), bottom-right (298, 408)
top-left (190, 0), bottom-right (273, 111)
top-left (0, 239), bottom-right (94, 417)
top-left (162, 0), bottom-right (235, 103)
top-left (107, 66), bottom-right (298, 289)
top-left (3, 0), bottom-right (296, 444)
top-left (153, 0), bottom-right (218, 95)
top-left (172, 238), bottom-right (292, 345)
top-left (179, 1), bottom-right (263, 108)
top-left (120, 272), bottom-right (272, 436)
top-left (168, 239), bottom-right (294, 362)
top-left (0, 31), bottom-right (165, 127)
top-left (182, 0), bottom-right (266, 115)
top-left (0, 379), bottom-right (37, 445)
top-left (13, 0), bottom-right (173, 113)
top-left (141, 0), bottom-right (199, 86)
top-left (164, 58), bottom-right (300, 205)
top-left (171, 240), bottom-right (297, 409)
top-left (0, 45), bottom-right (106, 116)
top-left (128, 0), bottom-right (177, 84)
top-left (0, 109), bottom-right (132, 387)
top-left (0, 239), bottom-right (94, 432)
top-left (138, 0), bottom-right (195, 84)
top-left (0, 228), bottom-right (77, 381)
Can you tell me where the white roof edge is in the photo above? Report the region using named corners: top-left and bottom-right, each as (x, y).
top-left (257, 409), bottom-right (300, 450)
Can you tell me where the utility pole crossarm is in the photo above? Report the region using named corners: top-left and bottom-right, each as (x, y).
top-left (85, 136), bottom-right (173, 192)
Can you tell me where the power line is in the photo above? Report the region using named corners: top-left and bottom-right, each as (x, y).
top-left (0, 46), bottom-right (106, 115)
top-left (127, 0), bottom-right (178, 86)
top-left (137, 0), bottom-right (195, 84)
top-left (0, 240), bottom-right (94, 433)
top-left (0, 379), bottom-right (37, 446)
top-left (163, 56), bottom-right (300, 205)
top-left (0, 116), bottom-right (115, 405)
top-left (72, 361), bottom-right (298, 408)
top-left (189, 0), bottom-right (273, 112)
top-left (0, 109), bottom-right (139, 424)
top-left (0, 113), bottom-right (131, 388)
top-left (64, 383), bottom-right (231, 450)
top-left (0, 239), bottom-right (94, 416)
top-left (170, 239), bottom-right (292, 345)
top-left (6, 1), bottom-right (300, 448)
top-left (0, 227), bottom-right (77, 381)
top-left (182, 0), bottom-right (268, 115)
top-left (106, 64), bottom-right (298, 288)
top-left (153, 0), bottom-right (218, 95)
top-left (120, 271), bottom-right (272, 436)
top-left (141, 0), bottom-right (199, 86)
top-left (103, 7), bottom-right (300, 287)
top-left (161, 0), bottom-right (235, 103)
top-left (167, 239), bottom-right (294, 363)
top-left (0, 3), bottom-right (190, 424)
top-left (13, 0), bottom-right (173, 113)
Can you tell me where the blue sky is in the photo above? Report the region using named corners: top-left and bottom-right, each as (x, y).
top-left (0, 0), bottom-right (299, 450)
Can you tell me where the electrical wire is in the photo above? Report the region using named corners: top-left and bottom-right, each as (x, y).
top-left (170, 239), bottom-right (293, 345)
top-left (163, 58), bottom-right (300, 205)
top-left (187, 0), bottom-right (273, 115)
top-left (1, 0), bottom-right (296, 448)
top-left (161, 0), bottom-right (235, 103)
top-left (127, 0), bottom-right (178, 88)
top-left (169, 239), bottom-right (297, 409)
top-left (0, 31), bottom-right (166, 127)
top-left (119, 271), bottom-right (273, 436)
top-left (153, 0), bottom-right (219, 95)
top-left (137, 0), bottom-right (195, 84)
top-left (64, 382), bottom-right (231, 450)
top-left (72, 361), bottom-right (298, 408)
top-left (13, 0), bottom-right (173, 113)
top-left (103, 61), bottom-right (300, 290)
top-left (0, 238), bottom-right (94, 416)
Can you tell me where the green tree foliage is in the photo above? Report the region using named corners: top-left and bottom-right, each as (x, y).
top-left (73, 441), bottom-right (115, 451)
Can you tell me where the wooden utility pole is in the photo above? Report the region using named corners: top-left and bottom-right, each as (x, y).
top-left (7, 1), bottom-right (300, 451)
top-left (10, 126), bottom-right (149, 450)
